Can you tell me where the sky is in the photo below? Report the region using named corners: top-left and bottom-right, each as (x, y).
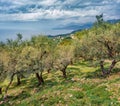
top-left (0, 0), bottom-right (120, 41)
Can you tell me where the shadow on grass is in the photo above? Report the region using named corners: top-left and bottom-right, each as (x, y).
top-left (0, 91), bottom-right (31, 106)
top-left (11, 78), bottom-right (27, 87)
top-left (73, 61), bottom-right (90, 67)
top-left (85, 68), bottom-right (120, 79)
top-left (111, 68), bottom-right (120, 74)
top-left (45, 79), bottom-right (58, 87)
top-left (85, 70), bottom-right (103, 79)
top-left (9, 77), bottom-right (37, 90)
top-left (74, 61), bottom-right (99, 68)
top-left (68, 67), bottom-right (80, 71)
top-left (13, 91), bottom-right (31, 101)
top-left (67, 67), bottom-right (82, 76)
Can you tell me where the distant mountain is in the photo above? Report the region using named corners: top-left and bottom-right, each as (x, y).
top-left (48, 19), bottom-right (120, 38)
top-left (107, 19), bottom-right (120, 24)
top-left (48, 23), bottom-right (93, 38)
top-left (53, 22), bottom-right (93, 31)
top-left (47, 29), bottom-right (79, 38)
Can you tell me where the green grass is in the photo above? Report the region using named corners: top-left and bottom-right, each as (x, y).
top-left (0, 61), bottom-right (120, 106)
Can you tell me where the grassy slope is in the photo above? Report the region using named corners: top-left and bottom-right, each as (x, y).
top-left (0, 61), bottom-right (120, 106)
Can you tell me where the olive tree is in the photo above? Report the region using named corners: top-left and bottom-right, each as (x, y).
top-left (54, 45), bottom-right (74, 78)
top-left (0, 49), bottom-right (8, 94)
top-left (4, 34), bottom-right (24, 93)
top-left (21, 36), bottom-right (54, 86)
top-left (80, 23), bottom-right (120, 76)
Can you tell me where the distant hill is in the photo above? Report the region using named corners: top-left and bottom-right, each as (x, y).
top-left (48, 29), bottom-right (82, 38)
top-left (48, 19), bottom-right (120, 39)
top-left (107, 19), bottom-right (120, 24)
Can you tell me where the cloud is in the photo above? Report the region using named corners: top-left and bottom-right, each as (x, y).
top-left (0, 0), bottom-right (120, 41)
top-left (39, 0), bottom-right (57, 6)
top-left (0, 0), bottom-right (119, 22)
top-left (0, 9), bottom-right (98, 22)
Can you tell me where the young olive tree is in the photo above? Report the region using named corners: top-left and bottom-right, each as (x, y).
top-left (21, 36), bottom-right (53, 86)
top-left (43, 39), bottom-right (58, 74)
top-left (54, 45), bottom-right (75, 78)
top-left (5, 34), bottom-right (24, 93)
top-left (0, 49), bottom-right (9, 94)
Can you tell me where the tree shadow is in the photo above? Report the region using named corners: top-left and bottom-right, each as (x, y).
top-left (74, 61), bottom-right (98, 68)
top-left (0, 91), bottom-right (31, 105)
top-left (111, 68), bottom-right (120, 74)
top-left (12, 90), bottom-right (31, 101)
top-left (9, 77), bottom-right (36, 90)
top-left (85, 72), bottom-right (103, 79)
top-left (67, 68), bottom-right (83, 80)
top-left (68, 67), bottom-right (80, 71)
top-left (85, 67), bottom-right (120, 79)
top-left (23, 77), bottom-right (39, 89)
top-left (44, 80), bottom-right (59, 89)
top-left (74, 62), bottom-right (89, 67)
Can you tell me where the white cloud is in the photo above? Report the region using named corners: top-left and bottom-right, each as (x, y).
top-left (0, 0), bottom-right (119, 22)
top-left (39, 0), bottom-right (57, 6)
top-left (0, 8), bottom-right (99, 21)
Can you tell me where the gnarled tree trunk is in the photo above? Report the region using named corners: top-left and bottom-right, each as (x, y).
top-left (36, 72), bottom-right (44, 86)
top-left (100, 60), bottom-right (106, 75)
top-left (47, 69), bottom-right (50, 73)
top-left (100, 59), bottom-right (117, 76)
top-left (107, 60), bottom-right (117, 74)
top-left (17, 74), bottom-right (21, 86)
top-left (61, 65), bottom-right (67, 78)
top-left (0, 87), bottom-right (2, 94)
top-left (61, 70), bottom-right (67, 78)
top-left (40, 72), bottom-right (44, 83)
top-left (5, 73), bottom-right (15, 93)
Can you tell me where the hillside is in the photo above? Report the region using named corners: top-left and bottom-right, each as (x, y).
top-left (0, 0), bottom-right (120, 105)
top-left (0, 20), bottom-right (120, 106)
top-left (0, 61), bottom-right (120, 106)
